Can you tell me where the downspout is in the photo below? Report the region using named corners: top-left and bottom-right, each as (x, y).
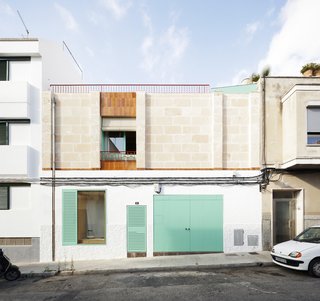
top-left (51, 92), bottom-right (56, 262)
top-left (261, 76), bottom-right (266, 169)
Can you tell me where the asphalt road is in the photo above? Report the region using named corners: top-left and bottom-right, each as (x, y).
top-left (0, 266), bottom-right (319, 301)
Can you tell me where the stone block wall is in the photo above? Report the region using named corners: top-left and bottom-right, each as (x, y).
top-left (42, 92), bottom-right (100, 169)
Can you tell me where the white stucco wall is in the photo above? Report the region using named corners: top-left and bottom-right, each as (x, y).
top-left (40, 170), bottom-right (262, 262)
top-left (0, 185), bottom-right (43, 237)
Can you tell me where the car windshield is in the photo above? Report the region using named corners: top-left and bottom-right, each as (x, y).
top-left (294, 227), bottom-right (320, 243)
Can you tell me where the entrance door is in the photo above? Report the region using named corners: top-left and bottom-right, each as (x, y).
top-left (273, 191), bottom-right (296, 244)
top-left (153, 195), bottom-right (223, 253)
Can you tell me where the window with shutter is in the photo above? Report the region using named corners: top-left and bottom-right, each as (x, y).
top-left (0, 186), bottom-right (9, 210)
top-left (62, 190), bottom-right (106, 245)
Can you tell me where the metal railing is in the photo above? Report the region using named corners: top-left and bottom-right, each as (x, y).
top-left (50, 84), bottom-right (210, 94)
top-left (101, 151), bottom-right (136, 161)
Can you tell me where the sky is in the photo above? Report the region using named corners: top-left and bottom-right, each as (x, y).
top-left (0, 0), bottom-right (320, 87)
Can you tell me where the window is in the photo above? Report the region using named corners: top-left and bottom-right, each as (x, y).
top-left (0, 57), bottom-right (31, 81)
top-left (102, 131), bottom-right (136, 160)
top-left (307, 107), bottom-right (320, 144)
top-left (77, 191), bottom-right (105, 244)
top-left (0, 60), bottom-right (8, 81)
top-left (0, 122), bottom-right (9, 145)
top-left (0, 186), bottom-right (9, 210)
top-left (62, 190), bottom-right (106, 245)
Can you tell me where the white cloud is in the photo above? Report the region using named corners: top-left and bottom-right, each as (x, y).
top-left (258, 0), bottom-right (320, 76)
top-left (231, 69), bottom-right (250, 85)
top-left (0, 1), bottom-right (14, 15)
top-left (99, 0), bottom-right (131, 20)
top-left (140, 11), bottom-right (189, 81)
top-left (246, 22), bottom-right (260, 36)
top-left (54, 3), bottom-right (78, 32)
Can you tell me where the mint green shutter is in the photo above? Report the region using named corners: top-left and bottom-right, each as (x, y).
top-left (62, 190), bottom-right (77, 245)
top-left (127, 205), bottom-right (146, 252)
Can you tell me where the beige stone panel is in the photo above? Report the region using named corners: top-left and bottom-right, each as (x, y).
top-left (174, 153), bottom-right (191, 162)
top-left (192, 135), bottom-right (209, 143)
top-left (191, 153), bottom-right (209, 162)
top-left (165, 144), bottom-right (182, 153)
top-left (182, 126), bottom-right (201, 134)
top-left (146, 126), bottom-right (164, 135)
top-left (172, 134), bottom-right (192, 144)
top-left (192, 116), bottom-right (211, 125)
top-left (173, 98), bottom-right (191, 107)
top-left (156, 135), bottom-right (173, 143)
top-left (174, 116), bottom-right (191, 125)
top-left (62, 135), bottom-right (82, 143)
top-left (146, 144), bottom-right (163, 152)
top-left (164, 108), bottom-right (182, 116)
top-left (74, 144), bottom-right (92, 152)
top-left (165, 126), bottom-right (182, 134)
top-left (182, 144), bottom-right (199, 152)
top-left (149, 116), bottom-right (173, 126)
top-left (154, 153), bottom-right (174, 161)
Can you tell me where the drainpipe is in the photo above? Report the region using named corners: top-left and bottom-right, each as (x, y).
top-left (261, 76), bottom-right (267, 169)
top-left (51, 92), bottom-right (56, 262)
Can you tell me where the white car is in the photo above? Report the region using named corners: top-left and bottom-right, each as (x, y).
top-left (271, 225), bottom-right (320, 277)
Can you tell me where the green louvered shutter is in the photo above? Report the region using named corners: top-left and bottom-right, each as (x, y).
top-left (62, 190), bottom-right (77, 245)
top-left (127, 205), bottom-right (146, 252)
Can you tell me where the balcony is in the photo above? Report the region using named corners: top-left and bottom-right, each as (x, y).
top-left (0, 145), bottom-right (29, 176)
top-left (100, 151), bottom-right (136, 170)
top-left (0, 81), bottom-right (30, 118)
top-left (281, 85), bottom-right (320, 169)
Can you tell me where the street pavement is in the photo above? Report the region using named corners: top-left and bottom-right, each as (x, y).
top-left (18, 251), bottom-right (273, 277)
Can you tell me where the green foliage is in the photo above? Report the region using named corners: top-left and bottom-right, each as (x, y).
top-left (301, 63), bottom-right (320, 74)
top-left (251, 73), bottom-right (260, 82)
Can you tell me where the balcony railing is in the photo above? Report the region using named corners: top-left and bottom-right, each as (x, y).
top-left (50, 84), bottom-right (210, 94)
top-left (101, 151), bottom-right (136, 161)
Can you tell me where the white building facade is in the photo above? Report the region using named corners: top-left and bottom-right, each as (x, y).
top-left (0, 39), bottom-right (82, 262)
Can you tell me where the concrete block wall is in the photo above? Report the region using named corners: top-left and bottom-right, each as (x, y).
top-left (42, 92), bottom-right (100, 169)
top-left (145, 94), bottom-right (213, 169)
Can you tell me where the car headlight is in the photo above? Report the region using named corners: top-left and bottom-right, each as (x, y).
top-left (288, 251), bottom-right (302, 258)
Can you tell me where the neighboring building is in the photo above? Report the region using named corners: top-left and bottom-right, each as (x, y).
top-left (40, 84), bottom-right (263, 262)
top-left (260, 77), bottom-right (320, 250)
top-left (0, 38), bottom-right (82, 262)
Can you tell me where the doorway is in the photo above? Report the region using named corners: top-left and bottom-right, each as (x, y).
top-left (273, 190), bottom-right (297, 244)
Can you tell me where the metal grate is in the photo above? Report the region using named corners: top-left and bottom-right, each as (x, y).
top-left (234, 229), bottom-right (244, 246)
top-left (248, 235), bottom-right (259, 246)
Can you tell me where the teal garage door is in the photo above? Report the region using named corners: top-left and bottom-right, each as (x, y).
top-left (154, 195), bottom-right (223, 252)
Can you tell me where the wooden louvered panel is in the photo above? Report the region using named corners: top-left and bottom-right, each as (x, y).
top-left (101, 92), bottom-right (136, 117)
top-left (100, 160), bottom-right (136, 170)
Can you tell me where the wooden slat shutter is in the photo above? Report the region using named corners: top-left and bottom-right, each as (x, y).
top-left (62, 190), bottom-right (77, 245)
top-left (0, 186), bottom-right (9, 210)
top-left (127, 205), bottom-right (146, 252)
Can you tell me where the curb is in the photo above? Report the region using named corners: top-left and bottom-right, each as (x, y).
top-left (22, 261), bottom-right (274, 278)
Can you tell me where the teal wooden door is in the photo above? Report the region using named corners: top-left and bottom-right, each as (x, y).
top-left (154, 195), bottom-right (190, 252)
top-left (190, 195), bottom-right (223, 252)
top-left (153, 195), bottom-right (223, 252)
top-left (127, 205), bottom-right (147, 252)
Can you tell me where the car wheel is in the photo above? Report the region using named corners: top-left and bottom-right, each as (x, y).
top-left (4, 267), bottom-right (21, 281)
top-left (308, 258), bottom-right (320, 278)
